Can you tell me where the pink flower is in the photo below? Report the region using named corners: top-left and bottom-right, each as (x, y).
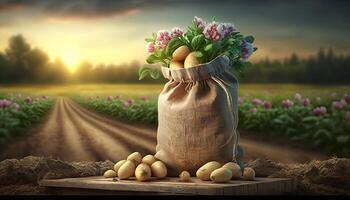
top-left (294, 93), bottom-right (302, 101)
top-left (24, 96), bottom-right (32, 104)
top-left (302, 98), bottom-right (310, 107)
top-left (140, 96), bottom-right (148, 101)
top-left (344, 94), bottom-right (350, 104)
top-left (340, 99), bottom-right (347, 106)
top-left (250, 108), bottom-right (257, 114)
top-left (123, 101), bottom-right (130, 108)
top-left (156, 30), bottom-right (172, 49)
top-left (217, 23), bottom-right (236, 38)
top-left (263, 101), bottom-right (272, 109)
top-left (0, 99), bottom-right (12, 109)
top-left (281, 99), bottom-right (294, 109)
top-left (313, 106), bottom-right (327, 116)
top-left (203, 21), bottom-right (221, 41)
top-left (332, 101), bottom-right (344, 110)
top-left (330, 92), bottom-right (337, 98)
top-left (171, 27), bottom-right (184, 38)
top-left (240, 41), bottom-right (254, 61)
top-left (346, 111), bottom-right (350, 123)
top-left (251, 98), bottom-right (262, 105)
top-left (194, 16), bottom-right (206, 30)
top-left (13, 103), bottom-right (20, 111)
top-left (238, 97), bottom-right (244, 104)
top-left (127, 98), bottom-right (134, 105)
top-left (146, 43), bottom-right (155, 53)
top-left (107, 96), bottom-right (113, 101)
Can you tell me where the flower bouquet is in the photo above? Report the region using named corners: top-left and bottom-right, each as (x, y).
top-left (139, 16), bottom-right (256, 79)
top-left (143, 16), bottom-right (256, 176)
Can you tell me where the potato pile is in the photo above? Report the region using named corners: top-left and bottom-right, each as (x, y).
top-left (104, 153), bottom-right (256, 183)
top-left (196, 161), bottom-right (255, 183)
top-left (103, 152), bottom-right (167, 182)
top-left (170, 45), bottom-right (200, 69)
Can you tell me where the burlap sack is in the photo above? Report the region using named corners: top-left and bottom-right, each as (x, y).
top-left (154, 55), bottom-right (242, 176)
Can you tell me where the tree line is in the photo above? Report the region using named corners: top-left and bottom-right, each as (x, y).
top-left (0, 34), bottom-right (349, 84)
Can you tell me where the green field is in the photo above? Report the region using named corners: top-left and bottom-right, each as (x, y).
top-left (1, 84), bottom-right (349, 100)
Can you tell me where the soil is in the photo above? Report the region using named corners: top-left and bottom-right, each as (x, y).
top-left (0, 97), bottom-right (329, 164)
top-left (0, 156), bottom-right (349, 195)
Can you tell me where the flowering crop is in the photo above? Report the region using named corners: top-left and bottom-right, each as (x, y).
top-left (0, 94), bottom-right (53, 143)
top-left (140, 16), bottom-right (257, 79)
top-left (77, 92), bottom-right (350, 156)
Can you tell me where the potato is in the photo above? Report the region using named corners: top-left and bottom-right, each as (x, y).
top-left (169, 60), bottom-right (184, 69)
top-left (103, 170), bottom-right (117, 178)
top-left (222, 162), bottom-right (242, 179)
top-left (135, 163), bottom-right (151, 182)
top-left (184, 52), bottom-right (200, 68)
top-left (118, 160), bottom-right (136, 180)
top-left (127, 152), bottom-right (142, 166)
top-left (151, 161), bottom-right (167, 178)
top-left (179, 171), bottom-right (190, 182)
top-left (114, 160), bottom-right (127, 174)
top-left (142, 155), bottom-right (157, 166)
top-left (196, 161), bottom-right (221, 181)
top-left (210, 168), bottom-right (232, 183)
top-left (243, 167), bottom-right (255, 181)
top-left (172, 45), bottom-right (190, 61)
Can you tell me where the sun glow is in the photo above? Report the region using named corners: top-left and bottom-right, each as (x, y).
top-left (54, 51), bottom-right (81, 73)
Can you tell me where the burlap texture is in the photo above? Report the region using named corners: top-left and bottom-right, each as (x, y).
top-left (154, 55), bottom-right (240, 176)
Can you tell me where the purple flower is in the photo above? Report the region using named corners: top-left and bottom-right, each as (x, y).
top-left (203, 21), bottom-right (221, 41)
top-left (0, 99), bottom-right (12, 109)
top-left (146, 42), bottom-right (155, 53)
top-left (294, 93), bottom-right (302, 101)
top-left (251, 98), bottom-right (262, 105)
top-left (281, 99), bottom-right (294, 109)
top-left (171, 27), bottom-right (184, 38)
top-left (313, 106), bottom-right (327, 116)
top-left (24, 96), bottom-right (32, 104)
top-left (217, 23), bottom-right (236, 38)
top-left (346, 111), bottom-right (350, 123)
top-left (240, 41), bottom-right (254, 61)
top-left (13, 103), bottom-right (20, 111)
top-left (332, 101), bottom-right (344, 110)
top-left (107, 96), bottom-right (113, 101)
top-left (194, 16), bottom-right (206, 30)
top-left (344, 94), bottom-right (350, 104)
top-left (127, 98), bottom-right (134, 105)
top-left (238, 97), bottom-right (244, 104)
top-left (156, 30), bottom-right (172, 49)
top-left (250, 108), bottom-right (257, 114)
top-left (140, 96), bottom-right (148, 101)
top-left (302, 98), bottom-right (310, 107)
top-left (263, 101), bottom-right (272, 109)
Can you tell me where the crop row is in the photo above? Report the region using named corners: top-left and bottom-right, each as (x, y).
top-left (0, 94), bottom-right (53, 143)
top-left (76, 93), bottom-right (350, 156)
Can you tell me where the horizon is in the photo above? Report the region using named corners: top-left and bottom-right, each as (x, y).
top-left (1, 0), bottom-right (350, 72)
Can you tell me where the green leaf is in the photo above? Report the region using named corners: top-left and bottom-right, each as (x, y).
top-left (146, 54), bottom-right (158, 64)
top-left (145, 38), bottom-right (154, 42)
top-left (194, 51), bottom-right (203, 58)
top-left (244, 35), bottom-right (255, 43)
top-left (204, 44), bottom-right (213, 51)
top-left (138, 67), bottom-right (151, 80)
top-left (150, 69), bottom-right (160, 79)
top-left (165, 37), bottom-right (183, 56)
top-left (191, 34), bottom-right (205, 50)
top-left (336, 135), bottom-right (350, 144)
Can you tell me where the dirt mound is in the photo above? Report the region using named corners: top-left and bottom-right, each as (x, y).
top-left (0, 156), bottom-right (349, 195)
top-left (247, 157), bottom-right (350, 195)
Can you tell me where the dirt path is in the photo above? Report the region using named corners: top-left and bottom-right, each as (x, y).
top-left (0, 97), bottom-right (329, 163)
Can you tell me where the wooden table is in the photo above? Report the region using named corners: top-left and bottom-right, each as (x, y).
top-left (39, 176), bottom-right (296, 195)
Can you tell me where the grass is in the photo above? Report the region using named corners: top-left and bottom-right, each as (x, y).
top-left (1, 83), bottom-right (349, 100)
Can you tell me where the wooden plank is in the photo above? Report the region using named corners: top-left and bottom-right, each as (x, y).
top-left (39, 176), bottom-right (295, 195)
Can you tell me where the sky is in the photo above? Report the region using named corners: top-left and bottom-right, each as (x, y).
top-left (0, 0), bottom-right (350, 72)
